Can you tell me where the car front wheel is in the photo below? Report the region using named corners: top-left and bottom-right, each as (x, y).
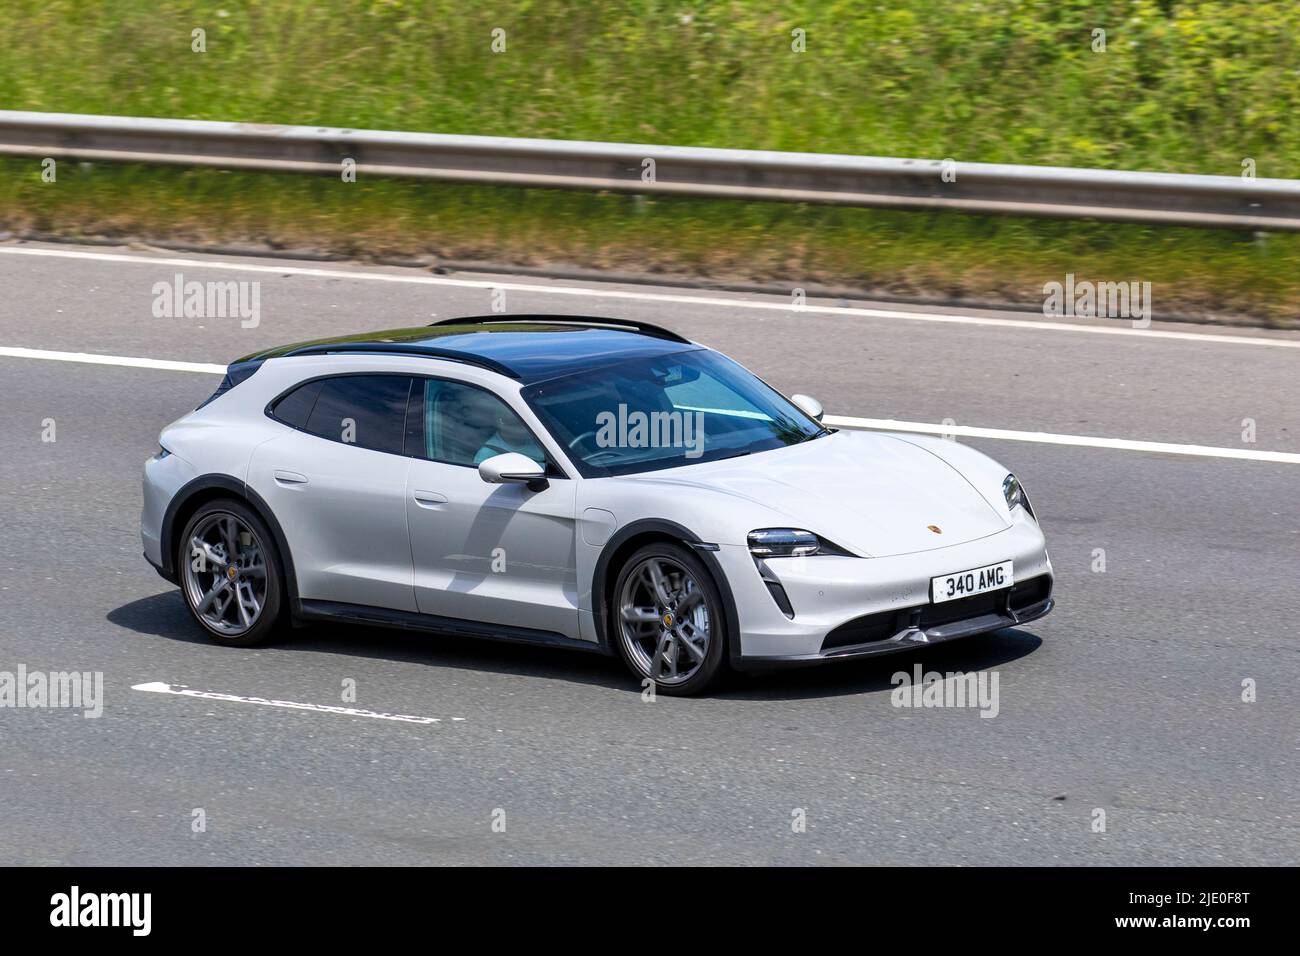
top-left (611, 542), bottom-right (727, 695)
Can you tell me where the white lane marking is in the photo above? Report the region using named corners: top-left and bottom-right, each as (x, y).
top-left (826, 415), bottom-right (1300, 464)
top-left (2, 245), bottom-right (1298, 350)
top-left (131, 681), bottom-right (463, 724)
top-left (2, 344), bottom-right (1296, 464)
top-left (0, 345), bottom-right (224, 374)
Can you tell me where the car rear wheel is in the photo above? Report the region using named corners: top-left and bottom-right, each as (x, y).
top-left (178, 499), bottom-right (284, 647)
top-left (611, 542), bottom-right (727, 695)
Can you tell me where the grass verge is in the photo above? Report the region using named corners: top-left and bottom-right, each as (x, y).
top-left (3, 160), bottom-right (1297, 325)
top-left (2, 1), bottom-right (1298, 322)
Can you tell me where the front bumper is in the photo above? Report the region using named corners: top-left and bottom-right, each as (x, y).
top-left (723, 511), bottom-right (1054, 669)
top-left (738, 593), bottom-right (1053, 669)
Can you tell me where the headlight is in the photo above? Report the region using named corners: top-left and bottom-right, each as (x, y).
top-left (155, 444), bottom-right (172, 460)
top-left (748, 529), bottom-right (820, 557)
top-left (1003, 473), bottom-right (1035, 518)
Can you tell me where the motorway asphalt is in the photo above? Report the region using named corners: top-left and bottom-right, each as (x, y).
top-left (0, 240), bottom-right (1297, 865)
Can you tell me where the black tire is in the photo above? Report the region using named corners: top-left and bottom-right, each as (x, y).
top-left (610, 541), bottom-right (728, 696)
top-left (177, 498), bottom-right (285, 647)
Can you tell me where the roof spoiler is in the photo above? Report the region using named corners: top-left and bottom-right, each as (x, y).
top-left (428, 315), bottom-right (691, 344)
top-left (195, 357), bottom-right (264, 410)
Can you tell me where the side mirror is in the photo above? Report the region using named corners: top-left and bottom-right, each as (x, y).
top-left (790, 393), bottom-right (824, 422)
top-left (478, 452), bottom-right (549, 491)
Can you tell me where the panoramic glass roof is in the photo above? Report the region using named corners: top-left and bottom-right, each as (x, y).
top-left (239, 321), bottom-right (701, 384)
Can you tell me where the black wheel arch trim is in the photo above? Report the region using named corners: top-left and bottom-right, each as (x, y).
top-left (159, 474), bottom-right (301, 612)
top-left (591, 519), bottom-right (741, 664)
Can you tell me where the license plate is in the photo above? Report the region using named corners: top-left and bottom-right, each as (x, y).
top-left (930, 560), bottom-right (1013, 604)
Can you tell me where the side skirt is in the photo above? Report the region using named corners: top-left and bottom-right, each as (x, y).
top-left (296, 600), bottom-right (613, 656)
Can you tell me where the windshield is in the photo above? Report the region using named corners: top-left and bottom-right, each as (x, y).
top-left (522, 349), bottom-right (825, 477)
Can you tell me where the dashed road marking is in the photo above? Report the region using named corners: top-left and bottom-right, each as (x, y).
top-left (2, 345), bottom-right (1295, 464)
top-left (0, 345), bottom-right (224, 374)
top-left (131, 681), bottom-right (463, 724)
top-left (826, 415), bottom-right (1300, 465)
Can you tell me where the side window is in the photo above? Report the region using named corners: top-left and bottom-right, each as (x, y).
top-left (271, 379), bottom-right (323, 429)
top-left (407, 379), bottom-right (546, 469)
top-left (302, 375), bottom-right (412, 455)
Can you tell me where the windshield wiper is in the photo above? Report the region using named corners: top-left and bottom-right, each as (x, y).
top-left (708, 450), bottom-right (752, 462)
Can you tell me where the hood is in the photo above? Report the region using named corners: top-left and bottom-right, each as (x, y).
top-left (627, 430), bottom-right (1010, 557)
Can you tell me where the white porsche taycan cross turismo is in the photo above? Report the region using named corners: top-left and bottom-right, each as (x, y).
top-left (142, 316), bottom-right (1054, 695)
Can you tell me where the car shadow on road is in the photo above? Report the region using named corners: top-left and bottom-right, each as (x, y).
top-left (109, 592), bottom-right (1044, 701)
top-left (107, 591), bottom-right (629, 691)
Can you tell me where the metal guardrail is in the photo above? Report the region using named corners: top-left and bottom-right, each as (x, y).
top-left (2, 110), bottom-right (1298, 231)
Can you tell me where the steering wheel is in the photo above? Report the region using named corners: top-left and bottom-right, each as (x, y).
top-left (568, 430), bottom-right (598, 451)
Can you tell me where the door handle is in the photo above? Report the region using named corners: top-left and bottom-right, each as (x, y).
top-left (273, 470), bottom-right (309, 485)
top-left (412, 490), bottom-right (448, 507)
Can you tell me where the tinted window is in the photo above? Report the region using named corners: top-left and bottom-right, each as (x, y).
top-left (406, 378), bottom-right (546, 468)
top-left (523, 350), bottom-right (823, 477)
top-left (303, 375), bottom-right (412, 455)
top-left (271, 379), bottom-right (323, 429)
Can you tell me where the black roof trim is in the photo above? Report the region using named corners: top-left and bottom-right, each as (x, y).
top-left (428, 314), bottom-right (692, 344)
top-left (280, 342), bottom-right (521, 379)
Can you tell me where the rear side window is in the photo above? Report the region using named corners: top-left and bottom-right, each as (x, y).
top-left (270, 380), bottom-right (323, 429)
top-left (298, 375), bottom-right (413, 455)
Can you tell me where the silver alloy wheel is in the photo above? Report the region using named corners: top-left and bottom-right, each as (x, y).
top-left (182, 512), bottom-right (268, 636)
top-left (618, 556), bottom-right (712, 685)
